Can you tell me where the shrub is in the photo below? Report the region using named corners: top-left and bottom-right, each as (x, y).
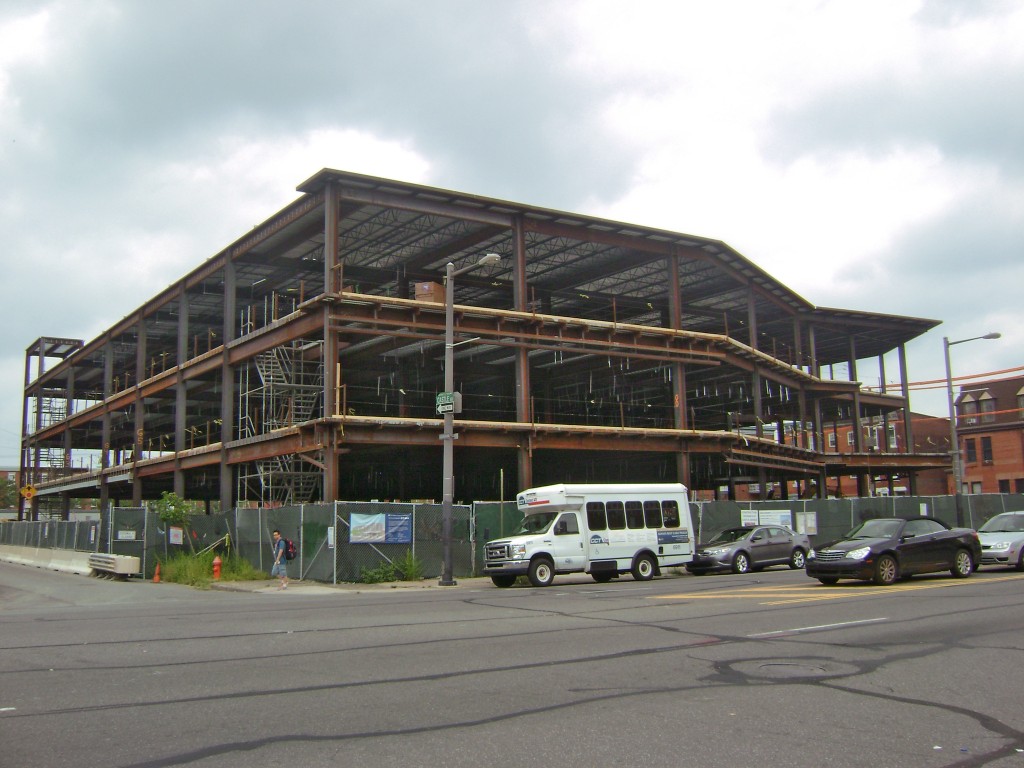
top-left (359, 561), bottom-right (397, 583)
top-left (359, 551), bottom-right (423, 583)
top-left (394, 550), bottom-right (423, 581)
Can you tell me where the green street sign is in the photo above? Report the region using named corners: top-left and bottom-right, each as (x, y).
top-left (436, 391), bottom-right (459, 414)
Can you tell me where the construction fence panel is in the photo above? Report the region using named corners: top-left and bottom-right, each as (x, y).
top-left (232, 505), bottom-right (335, 582)
top-left (471, 501), bottom-right (519, 573)
top-left (963, 493), bottom-right (1024, 528)
top-left (294, 504), bottom-right (335, 584)
top-left (0, 519), bottom-right (103, 552)
top-left (233, 507), bottom-right (271, 574)
top-left (331, 501), bottom-right (472, 583)
top-left (108, 507), bottom-right (148, 576)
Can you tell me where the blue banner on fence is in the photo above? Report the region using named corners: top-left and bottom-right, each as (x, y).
top-left (386, 513), bottom-right (412, 544)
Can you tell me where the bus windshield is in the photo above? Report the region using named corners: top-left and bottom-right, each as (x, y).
top-left (517, 512), bottom-right (559, 535)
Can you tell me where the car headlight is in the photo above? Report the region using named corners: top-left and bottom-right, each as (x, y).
top-left (807, 549), bottom-right (816, 560)
top-left (509, 543), bottom-right (527, 559)
top-left (705, 547), bottom-right (730, 556)
top-left (846, 546), bottom-right (871, 561)
top-left (990, 541), bottom-right (1011, 550)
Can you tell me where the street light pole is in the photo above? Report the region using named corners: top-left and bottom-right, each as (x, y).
top-left (439, 253), bottom-right (501, 586)
top-left (943, 331), bottom-right (1000, 527)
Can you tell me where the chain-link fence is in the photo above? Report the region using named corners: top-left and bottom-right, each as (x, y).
top-left (0, 518), bottom-right (102, 552)
top-left (4, 493), bottom-right (1023, 582)
top-left (231, 501), bottom-right (473, 583)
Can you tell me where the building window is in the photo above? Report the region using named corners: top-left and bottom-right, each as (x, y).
top-left (828, 433), bottom-right (836, 449)
top-left (981, 436), bottom-right (993, 463)
top-left (1016, 478), bottom-right (1024, 493)
top-left (980, 396), bottom-right (996, 423)
top-left (847, 431), bottom-right (854, 446)
top-left (999, 479), bottom-right (1011, 494)
top-left (962, 399), bottom-right (978, 425)
top-left (965, 439), bottom-right (977, 464)
top-left (1017, 392), bottom-right (1024, 418)
top-left (887, 424), bottom-right (898, 449)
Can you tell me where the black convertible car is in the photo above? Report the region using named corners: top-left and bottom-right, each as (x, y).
top-left (806, 517), bottom-right (981, 586)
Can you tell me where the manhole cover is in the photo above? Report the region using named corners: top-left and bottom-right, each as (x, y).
top-left (731, 659), bottom-right (858, 679)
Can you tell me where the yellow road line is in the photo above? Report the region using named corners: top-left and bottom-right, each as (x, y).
top-left (653, 573), bottom-right (1024, 605)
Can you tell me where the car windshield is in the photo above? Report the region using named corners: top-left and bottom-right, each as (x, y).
top-left (847, 519), bottom-right (902, 539)
top-left (978, 513), bottom-right (1024, 533)
top-left (705, 527), bottom-right (753, 545)
top-left (516, 512), bottom-right (558, 535)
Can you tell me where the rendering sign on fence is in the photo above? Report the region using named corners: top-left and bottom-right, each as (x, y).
top-left (350, 513), bottom-right (413, 544)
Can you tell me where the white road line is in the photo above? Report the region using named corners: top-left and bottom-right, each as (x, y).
top-left (747, 617), bottom-right (889, 638)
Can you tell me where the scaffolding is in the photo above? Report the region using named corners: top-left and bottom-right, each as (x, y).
top-left (237, 339), bottom-right (325, 505)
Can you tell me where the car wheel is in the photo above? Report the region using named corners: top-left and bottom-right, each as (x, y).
top-left (631, 553), bottom-right (656, 581)
top-left (951, 548), bottom-right (973, 579)
top-left (591, 571), bottom-right (614, 583)
top-left (1017, 551), bottom-right (1024, 572)
top-left (731, 552), bottom-right (750, 574)
top-left (789, 548), bottom-right (807, 569)
top-left (873, 554), bottom-right (898, 585)
top-left (527, 557), bottom-right (555, 587)
top-left (490, 574), bottom-right (517, 588)
top-left (818, 577), bottom-right (839, 586)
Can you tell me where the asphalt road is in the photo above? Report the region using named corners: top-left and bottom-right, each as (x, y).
top-left (2, 562), bottom-right (1023, 768)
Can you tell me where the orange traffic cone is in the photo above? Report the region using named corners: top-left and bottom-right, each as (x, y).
top-left (153, 563), bottom-right (161, 583)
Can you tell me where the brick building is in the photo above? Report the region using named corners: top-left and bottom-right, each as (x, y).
top-left (954, 373), bottom-right (1024, 494)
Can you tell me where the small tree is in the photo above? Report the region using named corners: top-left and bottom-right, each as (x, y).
top-left (151, 491), bottom-right (192, 551)
top-left (0, 478), bottom-right (18, 509)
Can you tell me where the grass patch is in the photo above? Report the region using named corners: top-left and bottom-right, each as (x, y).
top-left (159, 551), bottom-right (267, 589)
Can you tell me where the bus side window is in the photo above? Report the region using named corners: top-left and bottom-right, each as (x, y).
top-left (643, 500), bottom-right (663, 528)
top-left (555, 513), bottom-right (579, 535)
top-left (662, 500), bottom-right (680, 528)
top-left (625, 501), bottom-right (644, 529)
top-left (607, 501), bottom-right (626, 530)
top-left (586, 501), bottom-right (607, 531)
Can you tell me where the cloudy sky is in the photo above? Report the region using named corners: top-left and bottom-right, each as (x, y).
top-left (1, 0), bottom-right (1021, 470)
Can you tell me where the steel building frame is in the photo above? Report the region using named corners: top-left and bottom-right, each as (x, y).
top-left (19, 169), bottom-right (947, 517)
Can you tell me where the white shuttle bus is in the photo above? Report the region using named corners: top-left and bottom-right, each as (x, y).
top-left (483, 483), bottom-right (694, 587)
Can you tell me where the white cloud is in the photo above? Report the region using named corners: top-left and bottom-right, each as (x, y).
top-left (1, 0), bottom-right (1023, 469)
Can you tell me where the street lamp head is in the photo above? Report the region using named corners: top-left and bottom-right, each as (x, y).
top-left (478, 252), bottom-right (501, 267)
top-left (982, 332), bottom-right (1001, 340)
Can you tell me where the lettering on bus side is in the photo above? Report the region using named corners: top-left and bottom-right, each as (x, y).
top-left (657, 529), bottom-right (690, 544)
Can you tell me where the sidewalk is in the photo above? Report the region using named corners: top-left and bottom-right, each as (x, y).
top-left (209, 576), bottom-right (496, 594)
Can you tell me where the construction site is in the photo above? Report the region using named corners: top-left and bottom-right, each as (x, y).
top-left (19, 169), bottom-right (949, 517)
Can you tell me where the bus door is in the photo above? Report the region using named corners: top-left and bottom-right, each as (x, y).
top-left (549, 511), bottom-right (585, 571)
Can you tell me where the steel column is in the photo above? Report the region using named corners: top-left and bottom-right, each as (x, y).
top-left (219, 257), bottom-right (236, 511)
top-left (323, 183), bottom-right (340, 501)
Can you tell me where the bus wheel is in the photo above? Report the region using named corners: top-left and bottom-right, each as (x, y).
top-left (528, 557), bottom-right (555, 587)
top-left (631, 553), bottom-right (656, 581)
top-left (490, 575), bottom-right (516, 588)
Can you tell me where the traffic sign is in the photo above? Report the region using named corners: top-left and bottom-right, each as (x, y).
top-left (21, 484), bottom-right (37, 500)
top-left (435, 391), bottom-right (461, 415)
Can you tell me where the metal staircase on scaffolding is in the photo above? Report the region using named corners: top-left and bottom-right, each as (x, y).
top-left (236, 340), bottom-right (324, 506)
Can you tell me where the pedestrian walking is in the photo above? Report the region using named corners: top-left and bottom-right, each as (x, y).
top-left (271, 529), bottom-right (289, 590)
